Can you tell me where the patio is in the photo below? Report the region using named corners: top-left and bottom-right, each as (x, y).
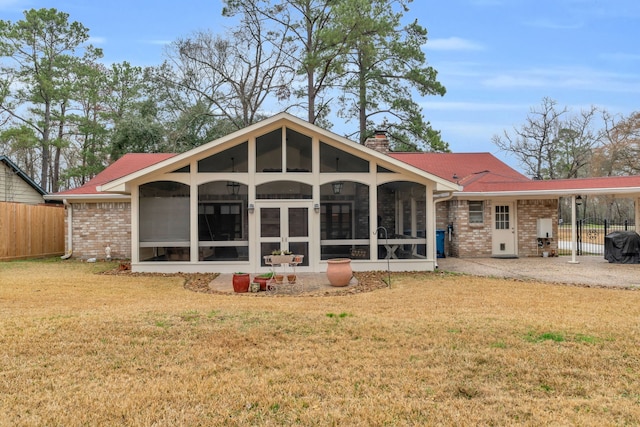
top-left (437, 256), bottom-right (640, 289)
top-left (209, 272), bottom-right (359, 294)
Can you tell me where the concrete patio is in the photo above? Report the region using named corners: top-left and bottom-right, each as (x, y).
top-left (436, 255), bottom-right (640, 289)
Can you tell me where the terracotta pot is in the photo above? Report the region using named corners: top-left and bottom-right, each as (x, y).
top-left (253, 277), bottom-right (269, 291)
top-left (275, 275), bottom-right (284, 284)
top-left (287, 274), bottom-right (297, 283)
top-left (232, 273), bottom-right (251, 293)
top-left (326, 258), bottom-right (352, 287)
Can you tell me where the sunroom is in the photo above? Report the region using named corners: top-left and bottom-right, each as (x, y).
top-left (100, 113), bottom-right (460, 273)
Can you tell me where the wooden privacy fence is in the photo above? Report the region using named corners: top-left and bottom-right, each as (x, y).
top-left (0, 202), bottom-right (65, 261)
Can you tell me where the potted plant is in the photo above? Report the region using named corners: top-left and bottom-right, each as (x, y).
top-left (253, 272), bottom-right (273, 291)
top-left (232, 272), bottom-right (251, 293)
top-left (267, 249), bottom-right (294, 265)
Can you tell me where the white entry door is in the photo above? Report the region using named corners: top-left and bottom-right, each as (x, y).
top-left (256, 201), bottom-right (311, 269)
top-left (492, 202), bottom-right (516, 256)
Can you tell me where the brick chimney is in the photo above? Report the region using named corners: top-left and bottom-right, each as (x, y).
top-left (364, 129), bottom-right (390, 154)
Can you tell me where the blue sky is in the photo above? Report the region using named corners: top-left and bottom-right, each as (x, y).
top-left (2, 0), bottom-right (639, 172)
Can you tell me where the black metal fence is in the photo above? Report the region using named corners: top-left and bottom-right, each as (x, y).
top-left (557, 218), bottom-right (635, 256)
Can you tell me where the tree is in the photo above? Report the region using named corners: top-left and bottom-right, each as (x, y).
top-left (592, 111), bottom-right (640, 176)
top-left (493, 99), bottom-right (604, 180)
top-left (223, 0), bottom-right (342, 127)
top-left (150, 6), bottom-right (293, 148)
top-left (0, 8), bottom-right (102, 191)
top-left (331, 0), bottom-right (446, 150)
top-left (59, 59), bottom-right (109, 188)
top-left (551, 106), bottom-right (599, 179)
top-left (0, 125), bottom-right (39, 179)
top-left (493, 98), bottom-right (567, 179)
top-left (109, 100), bottom-right (165, 160)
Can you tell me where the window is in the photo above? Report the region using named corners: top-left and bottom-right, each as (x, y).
top-left (468, 201), bottom-right (484, 224)
top-left (197, 181), bottom-right (249, 262)
top-left (495, 205), bottom-right (510, 230)
top-left (286, 128), bottom-right (312, 172)
top-left (256, 181), bottom-right (312, 199)
top-left (319, 142), bottom-right (369, 172)
top-left (198, 142), bottom-right (248, 172)
top-left (198, 203), bottom-right (242, 241)
top-left (321, 203), bottom-right (352, 240)
top-left (256, 129), bottom-right (282, 172)
top-left (139, 181), bottom-right (190, 262)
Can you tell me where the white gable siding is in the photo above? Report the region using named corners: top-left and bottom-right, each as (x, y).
top-left (1, 162), bottom-right (44, 204)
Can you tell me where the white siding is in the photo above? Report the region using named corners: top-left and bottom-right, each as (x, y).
top-left (1, 162), bottom-right (44, 204)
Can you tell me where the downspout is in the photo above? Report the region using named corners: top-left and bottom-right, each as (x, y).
top-left (61, 198), bottom-right (72, 259)
top-left (433, 192), bottom-right (455, 269)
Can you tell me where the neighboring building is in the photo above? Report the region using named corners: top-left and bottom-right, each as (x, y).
top-left (48, 113), bottom-right (640, 273)
top-left (1, 155), bottom-right (64, 261)
top-left (0, 155), bottom-right (46, 204)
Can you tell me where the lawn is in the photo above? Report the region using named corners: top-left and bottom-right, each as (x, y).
top-left (1, 259), bottom-right (639, 426)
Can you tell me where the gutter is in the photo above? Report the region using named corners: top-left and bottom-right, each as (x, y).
top-left (45, 193), bottom-right (131, 202)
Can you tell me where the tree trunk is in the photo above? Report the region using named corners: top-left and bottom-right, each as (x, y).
top-left (40, 102), bottom-right (52, 192)
top-left (358, 50), bottom-right (367, 144)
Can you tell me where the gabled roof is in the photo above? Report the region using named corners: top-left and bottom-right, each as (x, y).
top-left (46, 115), bottom-right (640, 200)
top-left (98, 112), bottom-right (461, 194)
top-left (390, 151), bottom-right (640, 197)
top-left (0, 155), bottom-right (47, 196)
top-left (49, 153), bottom-right (175, 199)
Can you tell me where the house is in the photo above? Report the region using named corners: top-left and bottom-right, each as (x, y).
top-left (419, 158), bottom-right (640, 260)
top-left (47, 113), bottom-right (640, 273)
top-left (1, 155), bottom-right (47, 204)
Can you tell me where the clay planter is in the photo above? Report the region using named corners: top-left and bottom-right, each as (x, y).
top-left (253, 277), bottom-right (270, 291)
top-left (274, 275), bottom-right (284, 284)
top-left (232, 273), bottom-right (251, 293)
top-left (326, 258), bottom-right (352, 287)
top-left (287, 274), bottom-right (297, 284)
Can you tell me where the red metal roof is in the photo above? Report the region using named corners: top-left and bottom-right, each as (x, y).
top-left (462, 174), bottom-right (640, 193)
top-left (389, 152), bottom-right (640, 194)
top-left (389, 152), bottom-right (529, 183)
top-left (54, 153), bottom-right (175, 196)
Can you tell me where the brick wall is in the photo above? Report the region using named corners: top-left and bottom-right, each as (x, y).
top-left (457, 200), bottom-right (493, 257)
top-left (516, 199), bottom-right (558, 257)
top-left (68, 202), bottom-right (131, 260)
top-left (438, 198), bottom-right (558, 258)
top-left (438, 200), bottom-right (493, 257)
top-left (435, 201), bottom-right (451, 256)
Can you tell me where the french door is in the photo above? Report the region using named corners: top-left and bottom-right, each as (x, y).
top-left (257, 201), bottom-right (311, 268)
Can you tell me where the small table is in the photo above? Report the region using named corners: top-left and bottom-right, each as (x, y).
top-left (380, 235), bottom-right (427, 259)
